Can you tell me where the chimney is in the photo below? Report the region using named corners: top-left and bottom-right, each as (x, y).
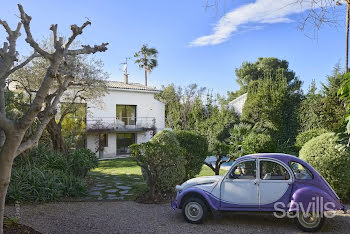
top-left (124, 73), bottom-right (128, 84)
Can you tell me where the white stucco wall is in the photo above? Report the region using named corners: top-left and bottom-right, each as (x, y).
top-left (229, 93), bottom-right (247, 116)
top-left (86, 88), bottom-right (165, 157)
top-left (86, 88), bottom-right (165, 128)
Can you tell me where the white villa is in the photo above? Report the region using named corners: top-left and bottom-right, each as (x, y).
top-left (229, 93), bottom-right (247, 116)
top-left (85, 76), bottom-right (165, 158)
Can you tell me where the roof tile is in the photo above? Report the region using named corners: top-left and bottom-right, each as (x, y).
top-left (107, 81), bottom-right (160, 92)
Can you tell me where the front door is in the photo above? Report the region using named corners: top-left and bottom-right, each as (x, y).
top-left (258, 159), bottom-right (293, 210)
top-left (220, 160), bottom-right (259, 209)
top-left (116, 133), bottom-right (136, 154)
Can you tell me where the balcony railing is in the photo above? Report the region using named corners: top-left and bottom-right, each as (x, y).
top-left (86, 117), bottom-right (156, 132)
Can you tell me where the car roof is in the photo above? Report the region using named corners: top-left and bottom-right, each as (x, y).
top-left (237, 153), bottom-right (301, 164)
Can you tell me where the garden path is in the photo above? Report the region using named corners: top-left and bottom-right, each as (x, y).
top-left (85, 171), bottom-right (145, 200)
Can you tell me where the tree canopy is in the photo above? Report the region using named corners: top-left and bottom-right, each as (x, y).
top-left (234, 57), bottom-right (302, 93)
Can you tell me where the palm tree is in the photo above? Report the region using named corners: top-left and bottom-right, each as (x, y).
top-left (134, 44), bottom-right (158, 86)
top-left (228, 123), bottom-right (253, 154)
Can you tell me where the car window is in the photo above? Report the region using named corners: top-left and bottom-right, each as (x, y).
top-left (288, 161), bottom-right (313, 180)
top-left (229, 161), bottom-right (256, 180)
top-left (260, 160), bottom-right (290, 180)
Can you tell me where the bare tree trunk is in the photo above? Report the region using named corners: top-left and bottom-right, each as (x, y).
top-left (346, 1), bottom-right (350, 73)
top-left (0, 134), bottom-right (23, 234)
top-left (0, 80), bottom-right (6, 148)
top-left (0, 131), bottom-right (5, 149)
top-left (214, 156), bottom-right (222, 175)
top-left (46, 119), bottom-right (68, 154)
top-left (0, 159), bottom-right (12, 233)
top-left (214, 164), bottom-right (220, 175)
top-left (145, 69), bottom-right (148, 87)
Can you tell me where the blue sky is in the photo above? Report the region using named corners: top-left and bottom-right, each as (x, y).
top-left (0, 0), bottom-right (346, 95)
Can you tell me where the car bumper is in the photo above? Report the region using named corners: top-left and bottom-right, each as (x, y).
top-left (171, 198), bottom-right (177, 210)
top-left (342, 205), bottom-right (348, 214)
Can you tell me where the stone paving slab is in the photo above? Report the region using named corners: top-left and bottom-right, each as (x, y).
top-left (85, 174), bottom-right (145, 201)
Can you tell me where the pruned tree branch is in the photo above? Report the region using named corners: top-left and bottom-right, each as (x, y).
top-left (0, 20), bottom-right (12, 35)
top-left (16, 76), bottom-right (72, 157)
top-left (65, 21), bottom-right (91, 50)
top-left (50, 24), bottom-right (58, 48)
top-left (15, 113), bottom-right (53, 157)
top-left (0, 20), bottom-right (21, 39)
top-left (0, 20), bottom-right (22, 79)
top-left (6, 52), bottom-right (39, 77)
top-left (17, 4), bottom-right (52, 59)
top-left (18, 63), bottom-right (58, 129)
top-left (66, 43), bottom-right (109, 56)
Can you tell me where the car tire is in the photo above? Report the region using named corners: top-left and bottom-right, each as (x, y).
top-left (294, 212), bottom-right (325, 232)
top-left (182, 197), bottom-right (208, 224)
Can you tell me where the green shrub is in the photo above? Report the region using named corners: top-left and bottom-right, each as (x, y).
top-left (150, 130), bottom-right (186, 193)
top-left (242, 133), bottom-right (276, 154)
top-left (174, 130), bottom-right (208, 180)
top-left (15, 144), bottom-right (69, 172)
top-left (7, 165), bottom-right (85, 202)
top-left (131, 130), bottom-right (186, 199)
top-left (6, 145), bottom-right (93, 202)
top-left (274, 140), bottom-right (298, 155)
top-left (69, 148), bottom-right (99, 177)
top-left (150, 129), bottom-right (179, 146)
top-left (295, 128), bottom-right (328, 150)
top-left (300, 132), bottom-right (350, 199)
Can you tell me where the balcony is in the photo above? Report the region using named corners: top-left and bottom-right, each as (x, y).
top-left (86, 117), bottom-right (156, 132)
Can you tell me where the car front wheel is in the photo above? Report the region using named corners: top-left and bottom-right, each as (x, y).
top-left (182, 197), bottom-right (208, 224)
top-left (294, 212), bottom-right (325, 232)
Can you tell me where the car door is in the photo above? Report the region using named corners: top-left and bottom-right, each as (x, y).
top-left (220, 159), bottom-right (259, 209)
top-left (258, 159), bottom-right (293, 210)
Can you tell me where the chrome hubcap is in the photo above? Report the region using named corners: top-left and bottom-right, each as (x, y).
top-left (298, 212), bottom-right (321, 229)
top-left (185, 202), bottom-right (203, 221)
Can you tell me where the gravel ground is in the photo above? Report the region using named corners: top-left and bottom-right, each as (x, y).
top-left (5, 201), bottom-right (350, 234)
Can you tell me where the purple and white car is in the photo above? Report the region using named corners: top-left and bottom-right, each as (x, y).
top-left (172, 153), bottom-right (347, 232)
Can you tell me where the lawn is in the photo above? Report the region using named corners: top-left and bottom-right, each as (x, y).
top-left (86, 158), bottom-right (227, 200)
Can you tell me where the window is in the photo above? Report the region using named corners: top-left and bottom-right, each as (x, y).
top-left (229, 161), bottom-right (256, 180)
top-left (288, 161), bottom-right (313, 180)
top-left (116, 105), bottom-right (136, 125)
top-left (260, 161), bottom-right (290, 180)
top-left (99, 133), bottom-right (108, 147)
top-left (117, 133), bottom-right (136, 154)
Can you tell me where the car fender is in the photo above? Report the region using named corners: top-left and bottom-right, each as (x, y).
top-left (289, 185), bottom-right (342, 212)
top-left (177, 187), bottom-right (220, 210)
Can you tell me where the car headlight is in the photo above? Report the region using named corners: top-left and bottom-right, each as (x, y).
top-left (175, 185), bottom-right (182, 192)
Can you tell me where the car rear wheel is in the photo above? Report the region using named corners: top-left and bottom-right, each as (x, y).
top-left (294, 212), bottom-right (325, 232)
top-left (182, 197), bottom-right (207, 224)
